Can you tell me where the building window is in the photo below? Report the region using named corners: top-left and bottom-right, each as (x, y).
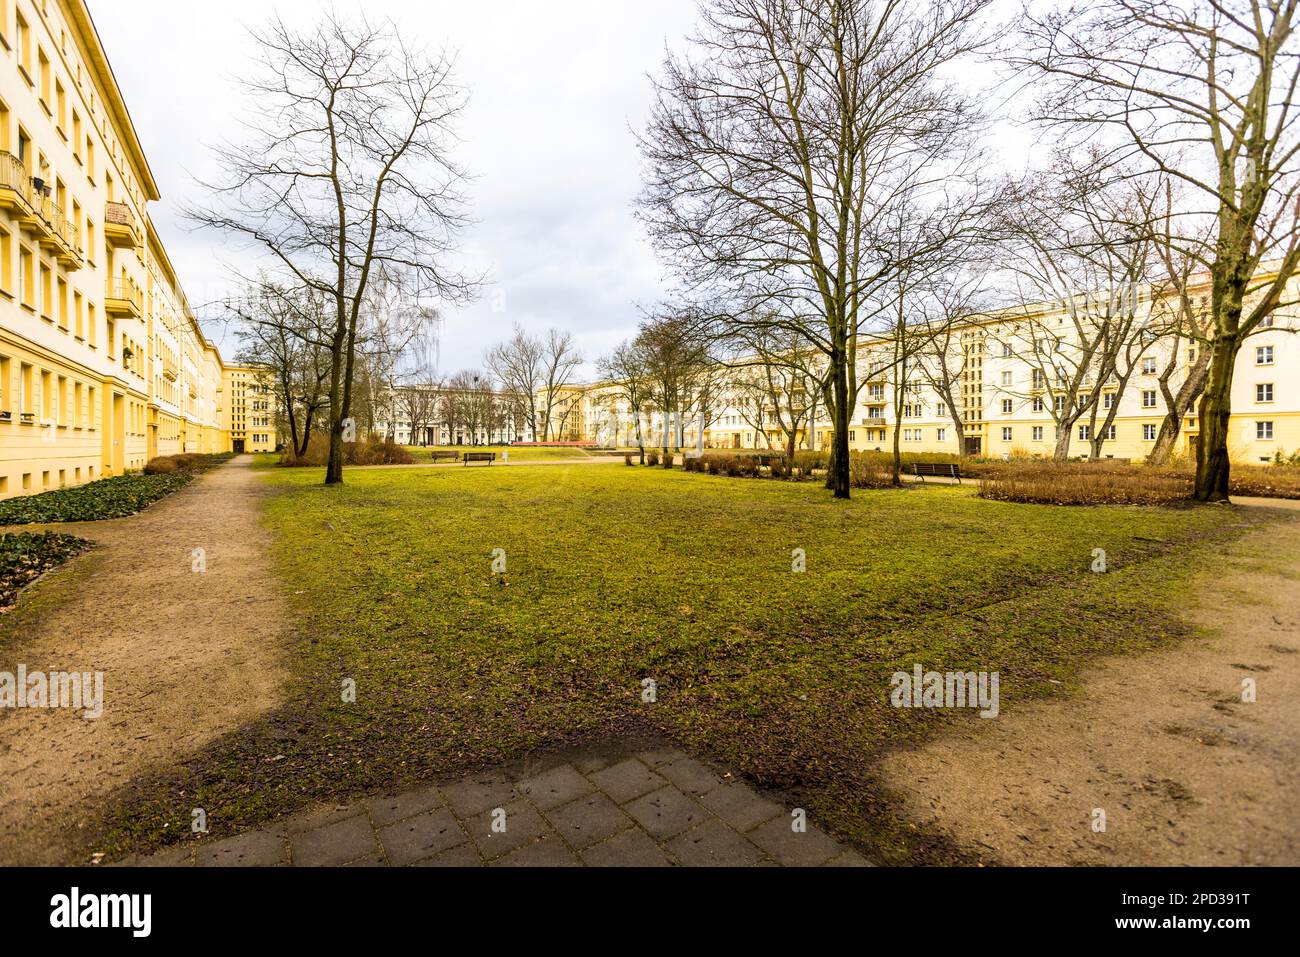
top-left (1104, 425), bottom-right (1116, 440)
top-left (1103, 392), bottom-right (1115, 410)
top-left (1257, 383), bottom-right (1273, 403)
top-left (1256, 421), bottom-right (1274, 440)
top-left (1032, 396), bottom-right (1044, 413)
top-left (0, 227), bottom-right (11, 295)
top-left (1143, 423), bottom-right (1157, 441)
top-left (936, 428), bottom-right (946, 442)
top-left (1257, 345), bottom-right (1274, 365)
top-left (19, 244), bottom-right (33, 307)
top-left (1032, 425), bottom-right (1043, 441)
top-left (1142, 357), bottom-right (1157, 374)
top-left (1001, 398), bottom-right (1012, 414)
top-left (1141, 389), bottom-right (1157, 408)
top-left (1001, 427), bottom-right (1012, 442)
top-left (1000, 371), bottom-right (1012, 386)
top-left (1078, 424), bottom-right (1091, 440)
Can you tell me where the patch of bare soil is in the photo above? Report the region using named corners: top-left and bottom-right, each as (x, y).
top-left (0, 457), bottom-right (287, 865)
top-left (879, 500), bottom-right (1300, 866)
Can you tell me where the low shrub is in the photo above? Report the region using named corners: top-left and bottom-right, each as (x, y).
top-left (624, 454), bottom-right (634, 466)
top-left (1224, 464), bottom-right (1300, 499)
top-left (792, 450), bottom-right (826, 478)
top-left (978, 462), bottom-right (1192, 506)
top-left (144, 452), bottom-right (233, 476)
top-left (847, 452), bottom-right (896, 489)
top-left (646, 451), bottom-right (660, 467)
top-left (1, 531), bottom-right (92, 609)
top-left (662, 453), bottom-right (676, 469)
top-left (144, 457), bottom-right (179, 475)
top-left (280, 435), bottom-right (414, 467)
top-left (0, 473), bottom-right (193, 524)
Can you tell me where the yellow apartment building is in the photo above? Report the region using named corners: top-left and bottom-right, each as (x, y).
top-left (0, 0), bottom-right (248, 499)
top-left (223, 365), bottom-right (276, 454)
top-left (564, 271), bottom-right (1300, 464)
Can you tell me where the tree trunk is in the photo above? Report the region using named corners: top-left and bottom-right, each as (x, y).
top-left (297, 409), bottom-right (314, 457)
top-left (830, 359), bottom-right (851, 499)
top-left (1052, 422), bottom-right (1071, 461)
top-left (1194, 333), bottom-right (1238, 502)
top-left (1150, 358), bottom-right (1210, 465)
top-left (891, 410), bottom-right (903, 486)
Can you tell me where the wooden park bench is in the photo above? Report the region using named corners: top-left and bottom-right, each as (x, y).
top-left (463, 451), bottom-right (496, 466)
top-left (910, 461), bottom-right (962, 484)
top-left (429, 450), bottom-right (458, 462)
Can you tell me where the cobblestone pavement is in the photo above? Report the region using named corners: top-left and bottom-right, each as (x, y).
top-left (127, 747), bottom-right (871, 867)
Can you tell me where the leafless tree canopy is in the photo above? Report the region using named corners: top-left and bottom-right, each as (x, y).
top-left (1012, 0), bottom-right (1300, 499)
top-left (638, 0), bottom-right (997, 497)
top-left (189, 11), bottom-right (477, 482)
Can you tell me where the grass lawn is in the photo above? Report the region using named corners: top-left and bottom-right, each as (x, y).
top-left (99, 463), bottom-right (1279, 863)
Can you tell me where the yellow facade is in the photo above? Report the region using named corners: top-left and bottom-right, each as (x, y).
top-left (563, 275), bottom-right (1300, 465)
top-left (0, 0), bottom-right (252, 499)
top-left (222, 365), bottom-right (275, 454)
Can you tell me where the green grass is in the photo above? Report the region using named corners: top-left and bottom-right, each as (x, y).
top-left (97, 464), bottom-right (1279, 863)
top-left (0, 532), bottom-right (91, 609)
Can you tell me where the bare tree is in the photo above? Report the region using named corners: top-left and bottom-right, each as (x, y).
top-left (915, 273), bottom-right (991, 456)
top-left (398, 382), bottom-right (441, 446)
top-left (638, 0), bottom-right (996, 497)
top-left (444, 370), bottom-right (496, 444)
top-left (1147, 190), bottom-right (1217, 463)
top-left (599, 340), bottom-right (654, 462)
top-left (737, 325), bottom-right (827, 462)
top-left (228, 278), bottom-right (332, 457)
top-left (485, 324), bottom-right (545, 441)
top-left (994, 156), bottom-right (1159, 460)
top-left (188, 11), bottom-right (476, 484)
top-left (538, 329), bottom-right (583, 442)
top-left (1014, 0), bottom-right (1300, 499)
top-left (637, 315), bottom-right (712, 454)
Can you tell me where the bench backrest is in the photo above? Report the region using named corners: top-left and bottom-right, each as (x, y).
top-left (913, 462), bottom-right (959, 476)
top-left (464, 452), bottom-right (495, 461)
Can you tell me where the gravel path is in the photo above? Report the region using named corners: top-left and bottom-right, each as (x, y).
top-left (0, 457), bottom-right (287, 865)
top-left (880, 499), bottom-right (1300, 865)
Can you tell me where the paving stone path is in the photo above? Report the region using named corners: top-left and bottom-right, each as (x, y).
top-left (130, 747), bottom-right (871, 867)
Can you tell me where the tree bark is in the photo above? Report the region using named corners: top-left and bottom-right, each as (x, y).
top-left (1194, 332), bottom-right (1238, 502)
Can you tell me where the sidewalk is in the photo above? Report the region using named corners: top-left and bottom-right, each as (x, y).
top-left (0, 457), bottom-right (288, 865)
top-left (127, 746), bottom-right (871, 867)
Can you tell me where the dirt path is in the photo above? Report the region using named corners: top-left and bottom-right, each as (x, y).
top-left (0, 457), bottom-right (287, 865)
top-left (880, 499), bottom-right (1300, 866)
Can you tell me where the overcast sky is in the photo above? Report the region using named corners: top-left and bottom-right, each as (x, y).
top-left (87, 0), bottom-right (703, 376)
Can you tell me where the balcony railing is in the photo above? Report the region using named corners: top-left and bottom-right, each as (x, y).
top-left (104, 278), bottom-right (143, 317)
top-left (0, 152), bottom-right (83, 268)
top-left (104, 200), bottom-right (141, 248)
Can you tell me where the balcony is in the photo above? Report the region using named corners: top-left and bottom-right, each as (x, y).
top-left (104, 200), bottom-right (141, 249)
top-left (0, 152), bottom-right (84, 270)
top-left (104, 278), bottom-right (143, 318)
